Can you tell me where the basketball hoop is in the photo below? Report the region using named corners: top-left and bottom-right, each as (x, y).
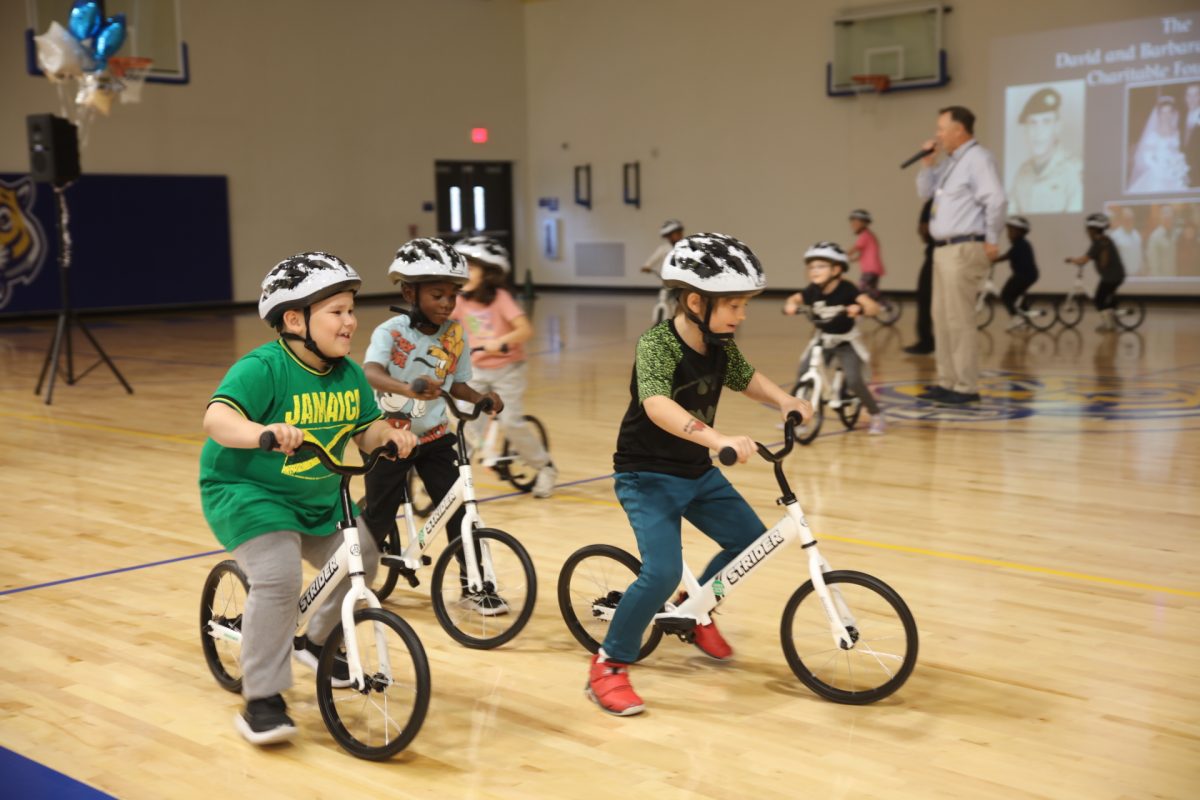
top-left (851, 74), bottom-right (891, 94)
top-left (109, 56), bottom-right (154, 104)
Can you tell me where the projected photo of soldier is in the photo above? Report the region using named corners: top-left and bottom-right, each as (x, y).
top-left (1008, 85), bottom-right (1083, 214)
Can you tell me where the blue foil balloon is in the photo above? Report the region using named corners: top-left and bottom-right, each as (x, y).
top-left (93, 14), bottom-right (127, 65)
top-left (68, 0), bottom-right (103, 41)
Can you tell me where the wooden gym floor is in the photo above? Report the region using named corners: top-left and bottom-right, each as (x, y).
top-left (1, 292), bottom-right (1197, 799)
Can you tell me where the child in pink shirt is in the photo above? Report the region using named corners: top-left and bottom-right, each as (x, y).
top-left (450, 237), bottom-right (557, 498)
top-left (847, 209), bottom-right (886, 302)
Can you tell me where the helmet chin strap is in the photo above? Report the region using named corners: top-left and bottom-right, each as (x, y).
top-left (403, 284), bottom-right (438, 330)
top-left (281, 306), bottom-right (344, 367)
top-left (683, 296), bottom-right (734, 346)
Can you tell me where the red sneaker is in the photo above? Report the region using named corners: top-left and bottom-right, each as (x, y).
top-left (673, 591), bottom-right (733, 660)
top-left (692, 618), bottom-right (733, 660)
top-left (586, 653), bottom-right (645, 716)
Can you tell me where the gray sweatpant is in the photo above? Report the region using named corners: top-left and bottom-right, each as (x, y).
top-left (800, 343), bottom-right (881, 416)
top-left (465, 360), bottom-right (551, 469)
top-left (232, 518), bottom-right (380, 701)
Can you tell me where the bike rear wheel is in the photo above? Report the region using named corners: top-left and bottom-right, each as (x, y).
top-left (429, 527), bottom-right (537, 648)
top-left (790, 378), bottom-right (823, 444)
top-left (496, 415), bottom-right (550, 493)
top-left (874, 296), bottom-right (902, 326)
top-left (780, 570), bottom-right (918, 704)
top-left (1113, 297), bottom-right (1146, 331)
top-left (200, 559), bottom-right (248, 693)
top-left (1056, 296), bottom-right (1083, 329)
top-left (557, 543), bottom-right (663, 662)
top-left (974, 295), bottom-right (995, 330)
top-left (316, 607), bottom-right (430, 761)
top-left (834, 382), bottom-right (862, 430)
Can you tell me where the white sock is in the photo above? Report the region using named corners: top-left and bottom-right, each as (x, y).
top-left (596, 647), bottom-right (610, 663)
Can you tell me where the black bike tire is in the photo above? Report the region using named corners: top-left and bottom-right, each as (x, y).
top-left (557, 543), bottom-right (664, 662)
top-left (780, 570), bottom-right (918, 705)
top-left (315, 607), bottom-right (430, 761)
top-left (200, 559), bottom-right (249, 694)
top-left (429, 528), bottom-right (537, 649)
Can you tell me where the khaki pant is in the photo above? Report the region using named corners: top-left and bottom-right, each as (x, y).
top-left (931, 242), bottom-right (990, 394)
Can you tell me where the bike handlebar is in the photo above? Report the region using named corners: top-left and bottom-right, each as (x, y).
top-left (470, 343), bottom-right (509, 354)
top-left (409, 377), bottom-right (496, 420)
top-left (717, 411), bottom-right (807, 467)
top-left (258, 431), bottom-right (398, 475)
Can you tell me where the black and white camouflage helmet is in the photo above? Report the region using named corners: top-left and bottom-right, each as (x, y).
top-left (453, 236), bottom-right (511, 274)
top-left (1006, 215), bottom-right (1031, 231)
top-left (804, 241), bottom-right (849, 267)
top-left (1085, 213), bottom-right (1111, 230)
top-left (388, 237), bottom-right (470, 285)
top-left (661, 233), bottom-right (766, 296)
top-left (258, 251), bottom-right (361, 327)
top-left (659, 218), bottom-right (684, 237)
top-left (849, 209), bottom-right (872, 223)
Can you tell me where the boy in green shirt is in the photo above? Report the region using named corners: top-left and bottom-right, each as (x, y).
top-left (200, 251), bottom-right (418, 745)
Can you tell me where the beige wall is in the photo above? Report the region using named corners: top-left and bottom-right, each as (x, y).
top-left (4, 1), bottom-right (1197, 305)
top-left (523, 0), bottom-right (1200, 295)
top-left (1, 0), bottom-right (528, 303)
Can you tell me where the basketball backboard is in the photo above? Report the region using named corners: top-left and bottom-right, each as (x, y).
top-left (827, 2), bottom-right (948, 96)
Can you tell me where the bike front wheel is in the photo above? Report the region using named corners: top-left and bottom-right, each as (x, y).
top-left (429, 527), bottom-right (537, 648)
top-left (496, 415), bottom-right (551, 493)
top-left (780, 570), bottom-right (918, 704)
top-left (1056, 296), bottom-right (1083, 328)
top-left (1024, 297), bottom-right (1058, 332)
top-left (1113, 297), bottom-right (1146, 331)
top-left (790, 378), bottom-right (824, 444)
top-left (316, 607), bottom-right (430, 761)
top-left (974, 296), bottom-right (995, 330)
top-left (557, 544), bottom-right (664, 662)
top-left (200, 559), bottom-right (248, 693)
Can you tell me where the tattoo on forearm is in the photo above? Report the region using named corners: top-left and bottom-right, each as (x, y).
top-left (683, 418), bottom-right (707, 435)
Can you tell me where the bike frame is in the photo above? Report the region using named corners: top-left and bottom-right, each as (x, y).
top-left (797, 335), bottom-right (849, 412)
top-left (205, 441), bottom-right (400, 691)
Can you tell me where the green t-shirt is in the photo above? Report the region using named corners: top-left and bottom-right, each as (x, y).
top-left (199, 340), bottom-right (382, 551)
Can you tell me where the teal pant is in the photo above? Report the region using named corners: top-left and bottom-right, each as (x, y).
top-left (601, 469), bottom-right (766, 663)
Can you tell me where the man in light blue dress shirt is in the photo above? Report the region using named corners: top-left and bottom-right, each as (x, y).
top-left (915, 106), bottom-right (1007, 403)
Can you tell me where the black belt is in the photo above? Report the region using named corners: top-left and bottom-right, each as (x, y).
top-left (932, 234), bottom-right (986, 247)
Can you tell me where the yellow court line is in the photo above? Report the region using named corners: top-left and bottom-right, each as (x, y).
top-left (549, 489), bottom-right (1199, 598)
top-left (0, 410), bottom-right (204, 446)
top-left (820, 534), bottom-right (1200, 598)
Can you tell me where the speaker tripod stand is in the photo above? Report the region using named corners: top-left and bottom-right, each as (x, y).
top-left (35, 184), bottom-right (133, 405)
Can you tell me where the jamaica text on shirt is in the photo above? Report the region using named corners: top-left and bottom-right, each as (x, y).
top-left (284, 389), bottom-right (362, 426)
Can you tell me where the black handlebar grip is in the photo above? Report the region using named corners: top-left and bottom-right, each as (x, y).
top-left (383, 440), bottom-right (399, 459)
top-left (410, 377), bottom-right (430, 395)
top-left (258, 430), bottom-right (278, 451)
top-left (477, 396), bottom-right (495, 414)
top-left (718, 447), bottom-right (738, 466)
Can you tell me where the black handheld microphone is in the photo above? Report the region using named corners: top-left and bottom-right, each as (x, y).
top-left (900, 147), bottom-right (935, 169)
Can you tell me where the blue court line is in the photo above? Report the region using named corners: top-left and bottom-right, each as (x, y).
top-left (0, 747), bottom-right (116, 800)
top-left (0, 477), bottom-right (618, 597)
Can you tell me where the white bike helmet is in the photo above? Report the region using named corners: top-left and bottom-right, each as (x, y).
top-left (388, 237), bottom-right (470, 285)
top-left (1085, 213), bottom-right (1110, 231)
top-left (659, 218), bottom-right (684, 237)
top-left (662, 233), bottom-right (765, 345)
top-left (1006, 215), bottom-right (1031, 231)
top-left (453, 236), bottom-right (511, 275)
top-left (848, 209), bottom-right (872, 223)
top-left (803, 241), bottom-right (849, 267)
top-left (662, 233), bottom-right (766, 296)
top-left (259, 251), bottom-right (361, 328)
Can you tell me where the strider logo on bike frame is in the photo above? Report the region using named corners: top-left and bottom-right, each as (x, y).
top-left (723, 530), bottom-right (787, 587)
top-left (299, 558), bottom-right (340, 614)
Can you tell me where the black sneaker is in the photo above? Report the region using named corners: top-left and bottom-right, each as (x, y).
top-left (940, 391), bottom-right (981, 404)
top-left (235, 694), bottom-right (296, 745)
top-left (918, 386), bottom-right (951, 400)
top-left (460, 589), bottom-right (510, 616)
top-left (903, 344), bottom-right (934, 355)
top-left (293, 635), bottom-right (352, 688)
